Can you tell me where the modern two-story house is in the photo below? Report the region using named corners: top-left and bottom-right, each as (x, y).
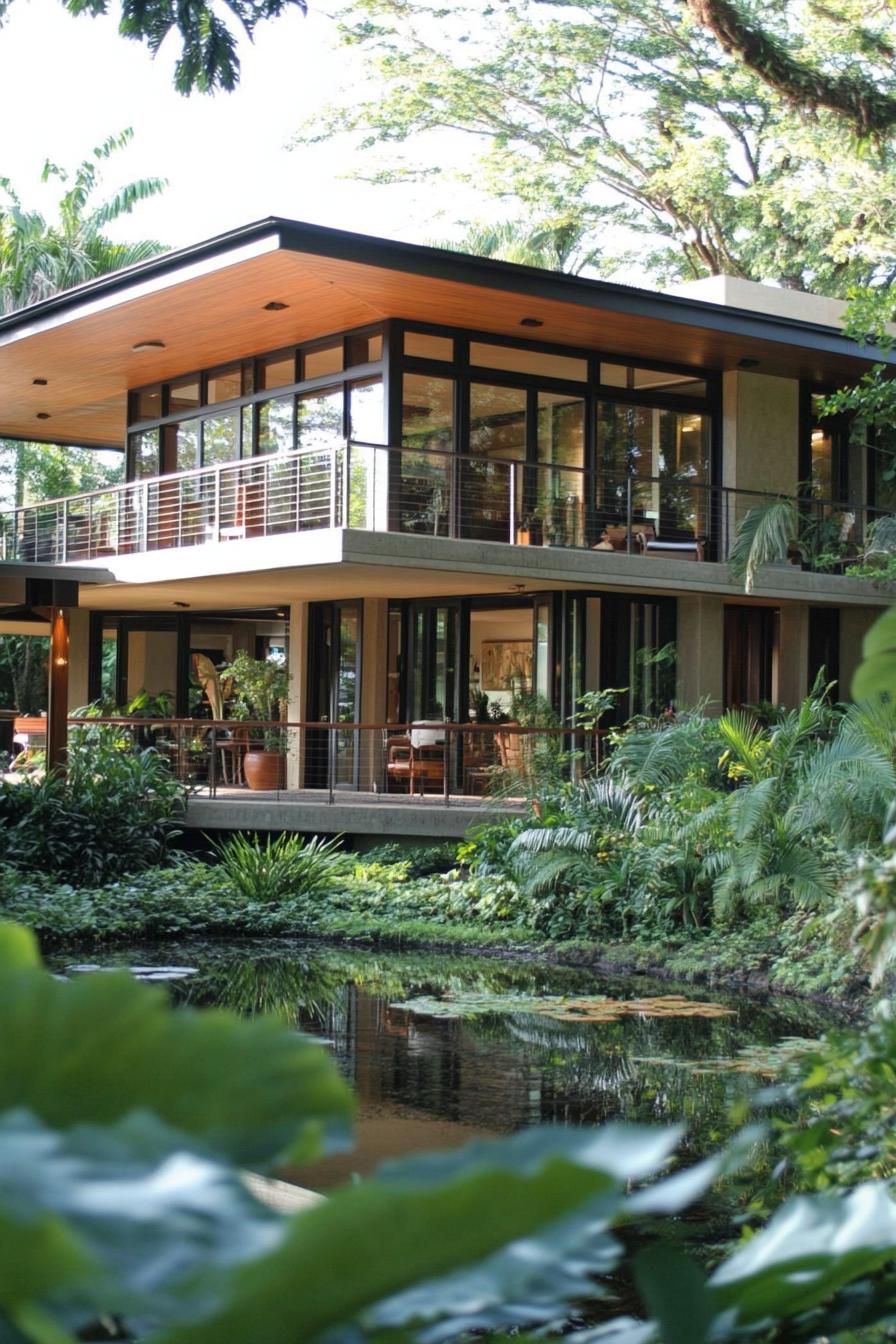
top-left (0, 218), bottom-right (890, 819)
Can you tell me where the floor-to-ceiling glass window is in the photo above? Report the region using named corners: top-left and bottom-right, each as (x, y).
top-left (597, 402), bottom-right (711, 539)
top-left (399, 374), bottom-right (454, 535)
top-left (536, 392), bottom-right (586, 546)
top-left (305, 600), bottom-right (363, 789)
top-left (462, 384), bottom-right (526, 541)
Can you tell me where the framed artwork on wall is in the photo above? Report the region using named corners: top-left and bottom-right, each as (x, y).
top-left (480, 640), bottom-right (533, 692)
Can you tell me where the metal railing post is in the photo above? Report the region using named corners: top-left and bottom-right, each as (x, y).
top-left (329, 445), bottom-right (338, 529)
top-left (213, 464), bottom-right (222, 542)
top-left (508, 462), bottom-right (517, 543)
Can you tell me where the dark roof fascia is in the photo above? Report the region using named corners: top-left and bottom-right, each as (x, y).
top-left (0, 214), bottom-right (890, 369)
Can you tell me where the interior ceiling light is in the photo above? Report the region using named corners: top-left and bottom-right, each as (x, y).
top-left (132, 340), bottom-right (166, 352)
top-left (264, 301), bottom-right (289, 311)
top-left (520, 317), bottom-right (544, 328)
top-left (36, 412), bottom-right (50, 420)
top-left (32, 377), bottom-right (47, 386)
top-left (737, 357), bottom-right (760, 369)
top-left (275, 608), bottom-right (288, 618)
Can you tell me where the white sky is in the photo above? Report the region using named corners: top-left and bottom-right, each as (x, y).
top-left (0, 0), bottom-right (485, 251)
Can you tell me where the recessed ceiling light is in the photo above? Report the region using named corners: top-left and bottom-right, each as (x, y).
top-left (132, 340), bottom-right (166, 352)
top-left (36, 412), bottom-right (50, 420)
top-left (32, 377), bottom-right (47, 386)
top-left (520, 317), bottom-right (544, 328)
top-left (264, 301), bottom-right (289, 311)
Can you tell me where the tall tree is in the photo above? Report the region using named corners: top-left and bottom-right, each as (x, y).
top-left (302, 0), bottom-right (896, 291)
top-left (684, 0), bottom-right (896, 139)
top-left (0, 130), bottom-right (167, 314)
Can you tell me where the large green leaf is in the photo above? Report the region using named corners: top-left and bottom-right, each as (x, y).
top-left (0, 1109), bottom-right (283, 1336)
top-left (853, 606), bottom-right (896, 702)
top-left (710, 1182), bottom-right (896, 1325)
top-left (0, 924), bottom-right (352, 1168)
top-left (160, 1126), bottom-right (683, 1344)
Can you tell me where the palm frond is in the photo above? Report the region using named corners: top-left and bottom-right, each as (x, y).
top-left (728, 498), bottom-right (800, 593)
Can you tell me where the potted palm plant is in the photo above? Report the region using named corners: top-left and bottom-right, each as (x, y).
top-left (220, 650), bottom-right (290, 790)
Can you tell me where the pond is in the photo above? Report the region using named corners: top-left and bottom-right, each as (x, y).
top-left (57, 939), bottom-right (844, 1194)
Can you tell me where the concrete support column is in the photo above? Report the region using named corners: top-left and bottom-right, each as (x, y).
top-left (676, 595), bottom-right (724, 713)
top-left (67, 608), bottom-right (91, 713)
top-left (361, 597), bottom-right (388, 790)
top-left (774, 605), bottom-right (809, 709)
top-left (286, 600), bottom-right (308, 790)
top-left (840, 606), bottom-right (879, 703)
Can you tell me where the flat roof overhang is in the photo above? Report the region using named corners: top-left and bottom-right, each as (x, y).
top-left (64, 529), bottom-right (889, 613)
top-left (0, 217), bottom-right (890, 451)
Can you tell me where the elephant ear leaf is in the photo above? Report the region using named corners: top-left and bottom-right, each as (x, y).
top-left (853, 607), bottom-right (896, 702)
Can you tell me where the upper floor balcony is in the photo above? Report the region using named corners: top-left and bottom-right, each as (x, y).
top-left (0, 438), bottom-right (882, 582)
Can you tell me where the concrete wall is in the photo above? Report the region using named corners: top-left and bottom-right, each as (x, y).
top-left (722, 370), bottom-right (800, 498)
top-left (676, 595), bottom-right (724, 711)
top-left (840, 605), bottom-right (879, 700)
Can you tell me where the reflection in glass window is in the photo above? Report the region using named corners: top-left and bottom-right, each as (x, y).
top-left (404, 331), bottom-right (454, 362)
top-left (304, 343), bottom-right (343, 380)
top-left (176, 420), bottom-right (200, 472)
top-left (348, 379), bottom-right (384, 528)
top-left (536, 392), bottom-right (585, 546)
top-left (470, 342), bottom-right (587, 382)
top-left (202, 413), bottom-right (239, 466)
top-left (129, 429), bottom-right (160, 478)
top-left (206, 366), bottom-right (242, 405)
top-left (258, 397), bottom-right (295, 455)
top-left (346, 333), bottom-right (384, 366)
top-left (259, 353), bottom-right (296, 390)
top-left (597, 402), bottom-right (710, 537)
top-left (169, 378), bottom-right (201, 414)
top-left (133, 386), bottom-right (162, 421)
top-left (463, 384), bottom-right (526, 542)
top-left (601, 364), bottom-right (707, 398)
top-left (297, 388), bottom-right (343, 451)
top-left (400, 374), bottom-right (454, 536)
top-left (350, 378), bottom-right (384, 442)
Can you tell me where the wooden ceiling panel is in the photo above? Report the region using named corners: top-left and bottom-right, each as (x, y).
top-left (0, 238), bottom-right (876, 449)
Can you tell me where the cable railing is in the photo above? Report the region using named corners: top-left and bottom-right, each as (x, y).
top-left (48, 717), bottom-right (600, 805)
top-left (0, 437), bottom-right (883, 575)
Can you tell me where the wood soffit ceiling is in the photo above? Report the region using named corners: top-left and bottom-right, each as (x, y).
top-left (0, 222), bottom-right (884, 450)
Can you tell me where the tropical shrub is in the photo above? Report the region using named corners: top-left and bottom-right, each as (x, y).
top-left (210, 831), bottom-right (349, 903)
top-left (0, 735), bottom-right (186, 884)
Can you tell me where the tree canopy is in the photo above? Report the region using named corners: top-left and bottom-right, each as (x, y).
top-left (685, 0), bottom-right (896, 139)
top-left (302, 0), bottom-right (896, 291)
top-left (0, 0), bottom-right (306, 93)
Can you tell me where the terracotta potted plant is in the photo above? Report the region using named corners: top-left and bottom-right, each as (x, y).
top-left (220, 650), bottom-right (290, 790)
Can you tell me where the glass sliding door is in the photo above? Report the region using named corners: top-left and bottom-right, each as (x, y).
top-left (408, 603), bottom-right (460, 723)
top-left (305, 601), bottom-right (362, 790)
top-left (597, 403), bottom-right (710, 539)
top-left (333, 605), bottom-right (362, 789)
top-left (462, 384), bottom-right (526, 542)
top-left (536, 392), bottom-right (585, 546)
top-left (399, 374), bottom-right (454, 536)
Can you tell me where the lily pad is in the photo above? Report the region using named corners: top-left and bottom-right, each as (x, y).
top-left (389, 991), bottom-right (735, 1023)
